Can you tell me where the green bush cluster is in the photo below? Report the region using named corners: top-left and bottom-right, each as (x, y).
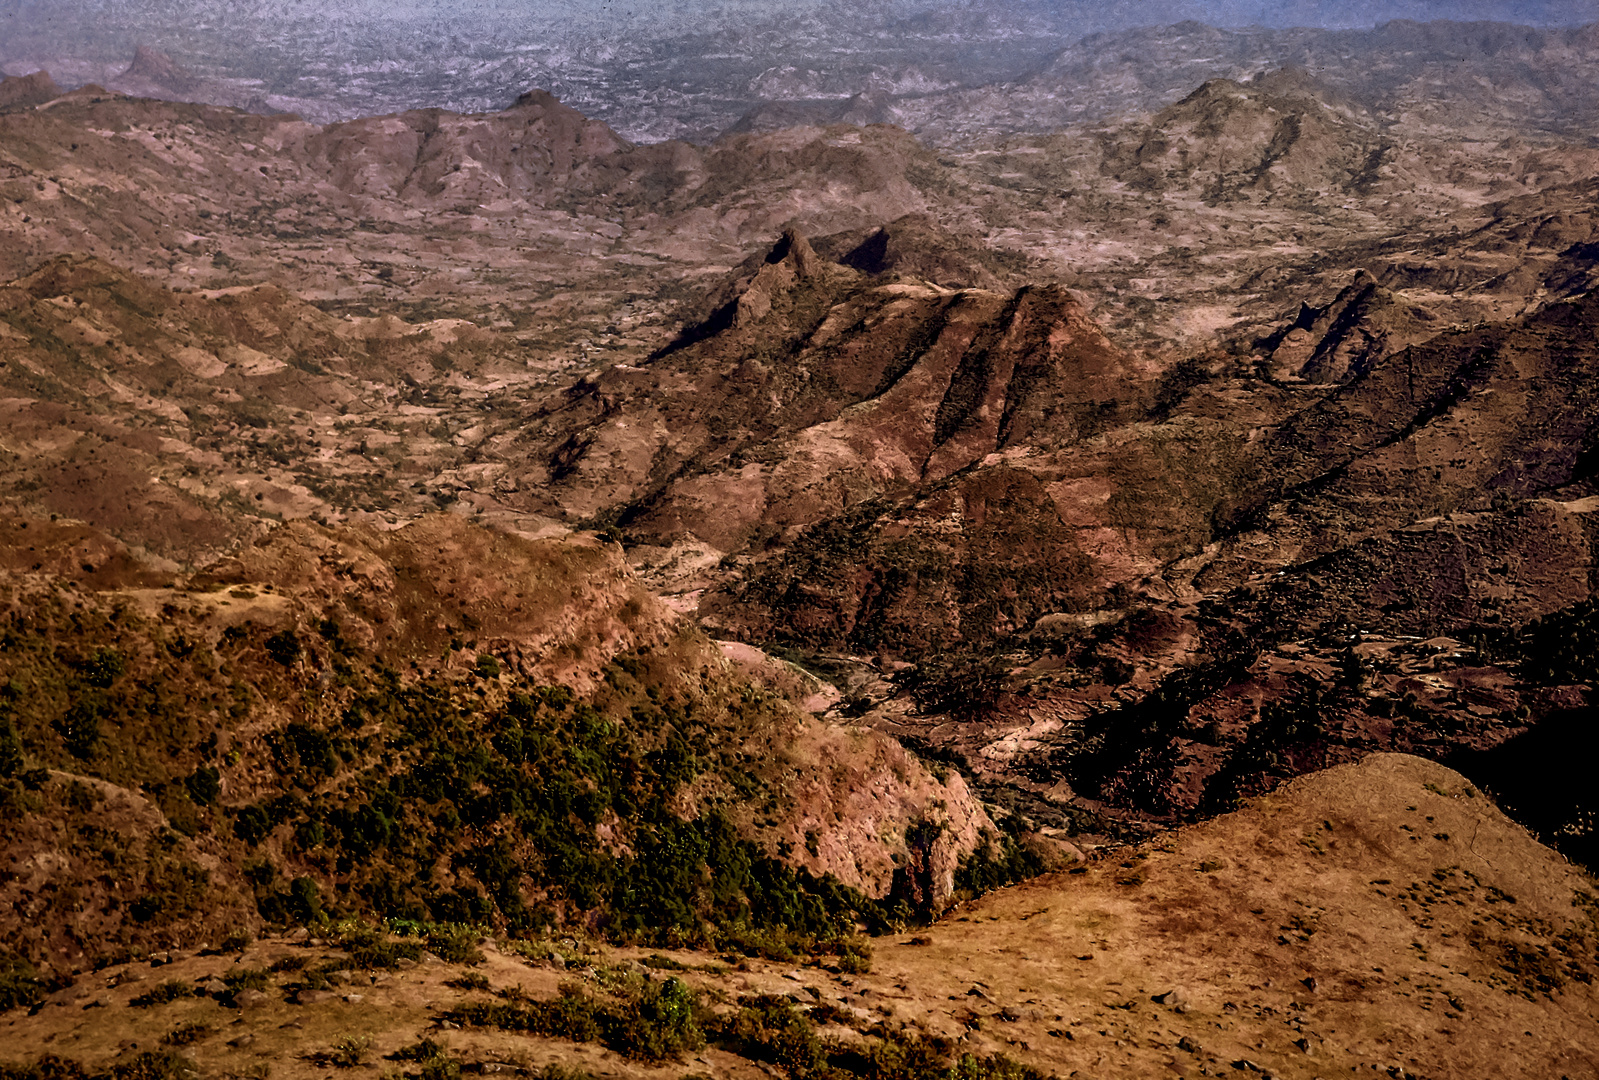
top-left (0, 721), bottom-right (48, 818)
top-left (224, 666), bottom-right (880, 951)
top-left (1518, 599), bottom-right (1599, 685)
top-left (452, 987), bottom-right (1051, 1080)
top-left (0, 603), bottom-right (220, 795)
top-left (0, 1052), bottom-right (193, 1080)
top-left (129, 980), bottom-right (195, 1008)
top-left (333, 925), bottom-right (425, 969)
top-left (391, 1039), bottom-right (461, 1080)
top-left (217, 968), bottom-right (270, 1007)
top-left (446, 977), bottom-right (704, 1064)
top-left (713, 995), bottom-right (1050, 1080)
top-left (954, 821), bottom-right (1048, 899)
top-left (0, 952), bottom-right (45, 1014)
top-left (0, 590), bottom-right (1012, 967)
top-left (158, 1024), bottom-right (212, 1049)
top-left (128, 860), bottom-right (210, 925)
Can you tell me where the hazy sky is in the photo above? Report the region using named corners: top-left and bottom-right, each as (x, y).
top-left (3, 0), bottom-right (1593, 68)
top-left (268, 0), bottom-right (1599, 24)
top-left (9, 0), bottom-right (1597, 27)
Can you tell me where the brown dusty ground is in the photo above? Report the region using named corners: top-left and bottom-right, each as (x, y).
top-left (5, 754), bottom-right (1594, 1080)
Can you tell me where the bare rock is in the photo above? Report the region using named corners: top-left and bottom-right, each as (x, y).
top-left (1152, 988), bottom-right (1190, 1013)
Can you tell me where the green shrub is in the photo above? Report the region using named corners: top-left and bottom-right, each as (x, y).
top-left (0, 724), bottom-right (23, 779)
top-left (335, 926), bottom-right (421, 970)
top-left (707, 996), bottom-right (1054, 1080)
top-left (184, 767), bottom-right (220, 806)
top-left (233, 805), bottom-right (273, 846)
top-left (391, 1041), bottom-right (459, 1080)
top-left (52, 700), bottom-right (102, 760)
top-left (80, 648), bottom-right (126, 688)
top-left (446, 978), bottom-right (704, 1064)
top-left (0, 953), bottom-right (44, 1014)
top-left (954, 824), bottom-right (1048, 899)
top-left (425, 931), bottom-right (485, 966)
top-left (130, 981), bottom-right (195, 1008)
top-left (713, 996), bottom-right (829, 1076)
top-left (0, 1055), bottom-right (90, 1080)
top-left (390, 1040), bottom-right (447, 1063)
top-left (532, 1067), bottom-right (599, 1080)
top-left (288, 876), bottom-right (323, 925)
top-left (264, 631), bottom-right (301, 667)
top-left (326, 1036), bottom-right (371, 1068)
top-left (128, 861), bottom-right (209, 925)
top-left (222, 968), bottom-right (270, 993)
top-left (159, 1024), bottom-right (212, 1048)
top-left (108, 1051), bottom-right (193, 1080)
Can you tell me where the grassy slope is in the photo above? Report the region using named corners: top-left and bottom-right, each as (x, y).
top-left (0, 755), bottom-right (1591, 1080)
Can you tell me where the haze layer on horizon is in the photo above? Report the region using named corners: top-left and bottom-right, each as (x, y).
top-left (6, 0), bottom-right (1597, 38)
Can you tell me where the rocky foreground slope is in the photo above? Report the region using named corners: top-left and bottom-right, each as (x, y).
top-left (2, 756), bottom-right (1594, 1080)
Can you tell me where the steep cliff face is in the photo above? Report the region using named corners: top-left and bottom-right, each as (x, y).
top-left (516, 229), bottom-right (1146, 555)
top-left (0, 511), bottom-right (997, 965)
top-left (1262, 269), bottom-right (1444, 384)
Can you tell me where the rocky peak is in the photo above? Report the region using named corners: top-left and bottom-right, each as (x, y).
top-left (1263, 268), bottom-right (1441, 384)
top-left (815, 213), bottom-right (1015, 291)
top-left (120, 45), bottom-right (198, 92)
top-left (0, 70), bottom-right (62, 113)
top-left (652, 228), bottom-right (840, 355)
top-left (736, 228), bottom-right (825, 325)
top-left (511, 87), bottom-right (561, 111)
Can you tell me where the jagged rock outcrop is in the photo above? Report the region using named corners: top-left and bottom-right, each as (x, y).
top-left (810, 213), bottom-right (1021, 291)
top-left (117, 45), bottom-right (200, 94)
top-left (1262, 269), bottom-right (1444, 383)
top-left (515, 229), bottom-right (1144, 555)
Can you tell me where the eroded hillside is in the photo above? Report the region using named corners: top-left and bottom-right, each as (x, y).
top-left (0, 511), bottom-right (995, 973)
top-left (3, 756), bottom-right (1595, 1080)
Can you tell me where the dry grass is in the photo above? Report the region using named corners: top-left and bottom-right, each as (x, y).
top-left (1, 754), bottom-right (1592, 1080)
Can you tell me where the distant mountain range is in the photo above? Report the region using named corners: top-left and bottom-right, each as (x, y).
top-left (5, 9), bottom-right (1598, 141)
